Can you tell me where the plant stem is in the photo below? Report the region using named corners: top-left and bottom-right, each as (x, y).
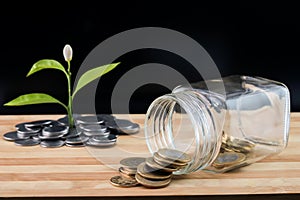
top-left (67, 61), bottom-right (74, 127)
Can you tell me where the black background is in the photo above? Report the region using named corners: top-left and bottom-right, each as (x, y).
top-left (0, 1), bottom-right (299, 114)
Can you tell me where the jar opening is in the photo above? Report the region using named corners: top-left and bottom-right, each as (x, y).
top-left (145, 91), bottom-right (222, 174)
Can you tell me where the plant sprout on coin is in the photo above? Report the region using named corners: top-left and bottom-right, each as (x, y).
top-left (4, 44), bottom-right (120, 127)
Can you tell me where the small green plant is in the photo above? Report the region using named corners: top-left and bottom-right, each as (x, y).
top-left (4, 44), bottom-right (120, 127)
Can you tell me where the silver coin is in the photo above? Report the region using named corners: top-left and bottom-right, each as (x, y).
top-left (15, 138), bottom-right (40, 146)
top-left (83, 130), bottom-right (110, 137)
top-left (17, 124), bottom-right (40, 134)
top-left (86, 139), bottom-right (116, 147)
top-left (31, 135), bottom-right (41, 141)
top-left (25, 120), bottom-right (52, 128)
top-left (65, 135), bottom-right (89, 144)
top-left (120, 123), bottom-right (140, 134)
top-left (62, 128), bottom-right (81, 139)
top-left (57, 116), bottom-right (69, 126)
top-left (17, 131), bottom-right (36, 139)
top-left (42, 126), bottom-right (69, 136)
top-left (79, 124), bottom-right (107, 133)
top-left (3, 131), bottom-right (21, 141)
top-left (15, 122), bottom-right (41, 132)
top-left (38, 131), bottom-right (65, 140)
top-left (75, 115), bottom-right (104, 125)
top-left (66, 143), bottom-right (85, 147)
top-left (40, 140), bottom-right (65, 148)
top-left (90, 134), bottom-right (117, 143)
top-left (15, 122), bottom-right (30, 129)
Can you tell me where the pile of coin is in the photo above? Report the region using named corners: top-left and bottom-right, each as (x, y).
top-left (110, 148), bottom-right (192, 188)
top-left (210, 133), bottom-right (255, 171)
top-left (221, 134), bottom-right (255, 154)
top-left (110, 157), bottom-right (145, 187)
top-left (2, 114), bottom-right (140, 148)
top-left (3, 119), bottom-right (69, 148)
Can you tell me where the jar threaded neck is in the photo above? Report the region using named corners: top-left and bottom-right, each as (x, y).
top-left (145, 90), bottom-right (222, 174)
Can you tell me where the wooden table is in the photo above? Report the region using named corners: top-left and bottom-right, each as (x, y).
top-left (0, 114), bottom-right (300, 200)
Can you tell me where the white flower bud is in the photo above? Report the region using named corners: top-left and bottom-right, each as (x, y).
top-left (63, 44), bottom-right (73, 61)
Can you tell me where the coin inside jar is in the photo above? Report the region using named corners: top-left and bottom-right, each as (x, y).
top-left (213, 152), bottom-right (246, 169)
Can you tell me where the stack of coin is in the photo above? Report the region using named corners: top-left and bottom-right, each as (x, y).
top-left (110, 149), bottom-right (192, 189)
top-left (119, 157), bottom-right (146, 178)
top-left (3, 119), bottom-right (72, 148)
top-left (110, 157), bottom-right (145, 187)
top-left (135, 149), bottom-right (191, 188)
top-left (65, 132), bottom-right (88, 147)
top-left (38, 125), bottom-right (69, 148)
top-left (3, 114), bottom-right (140, 148)
top-left (75, 116), bottom-right (117, 147)
top-left (211, 133), bottom-right (256, 171)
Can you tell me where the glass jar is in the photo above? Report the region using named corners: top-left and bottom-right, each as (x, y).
top-left (144, 75), bottom-right (290, 174)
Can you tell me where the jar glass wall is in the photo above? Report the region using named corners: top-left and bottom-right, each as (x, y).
top-left (145, 75), bottom-right (290, 174)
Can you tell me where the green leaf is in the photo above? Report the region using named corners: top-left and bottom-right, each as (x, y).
top-left (27, 59), bottom-right (67, 77)
top-left (72, 62), bottom-right (120, 97)
top-left (4, 93), bottom-right (67, 110)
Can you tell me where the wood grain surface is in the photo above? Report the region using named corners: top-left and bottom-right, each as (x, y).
top-left (0, 114), bottom-right (299, 197)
